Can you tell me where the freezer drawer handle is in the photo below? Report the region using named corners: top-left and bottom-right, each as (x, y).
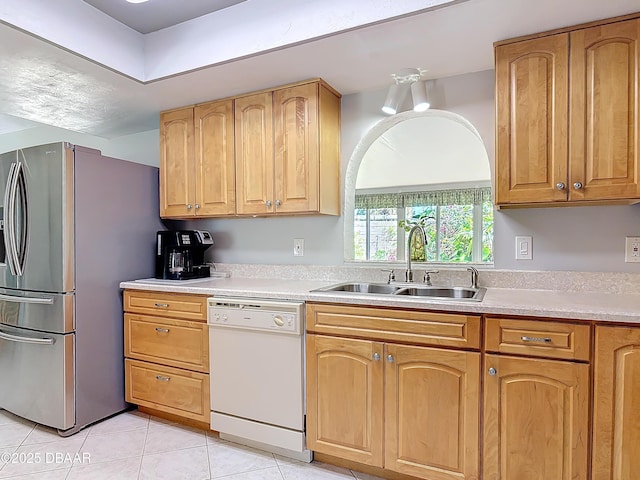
top-left (0, 293), bottom-right (54, 305)
top-left (155, 375), bottom-right (171, 382)
top-left (0, 330), bottom-right (55, 345)
top-left (154, 303), bottom-right (169, 308)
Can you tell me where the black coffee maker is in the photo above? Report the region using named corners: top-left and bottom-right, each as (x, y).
top-left (155, 230), bottom-right (214, 280)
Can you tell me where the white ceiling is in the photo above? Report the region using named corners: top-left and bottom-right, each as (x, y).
top-left (82, 0), bottom-right (248, 34)
top-left (0, 0), bottom-right (638, 139)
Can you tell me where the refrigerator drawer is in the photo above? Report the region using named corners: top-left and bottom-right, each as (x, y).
top-left (0, 324), bottom-right (74, 430)
top-left (125, 359), bottom-right (209, 422)
top-left (124, 314), bottom-right (209, 373)
top-left (0, 289), bottom-right (74, 334)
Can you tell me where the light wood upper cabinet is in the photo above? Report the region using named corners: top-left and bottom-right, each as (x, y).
top-left (235, 92), bottom-right (275, 215)
top-left (385, 344), bottom-right (480, 480)
top-left (495, 16), bottom-right (640, 207)
top-left (593, 326), bottom-right (640, 480)
top-left (495, 34), bottom-right (569, 204)
top-left (160, 107), bottom-right (195, 217)
top-left (159, 99), bottom-right (235, 218)
top-left (306, 334), bottom-right (384, 467)
top-left (160, 79), bottom-right (340, 218)
top-left (483, 354), bottom-right (589, 480)
top-left (194, 99), bottom-right (235, 216)
top-left (569, 19), bottom-right (640, 201)
top-left (236, 81), bottom-right (341, 216)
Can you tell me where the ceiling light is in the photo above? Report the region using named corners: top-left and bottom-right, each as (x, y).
top-left (126, 0), bottom-right (149, 3)
top-left (382, 84), bottom-right (405, 115)
top-left (411, 80), bottom-right (430, 112)
top-left (381, 68), bottom-right (430, 115)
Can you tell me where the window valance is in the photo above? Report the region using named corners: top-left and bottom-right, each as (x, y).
top-left (355, 187), bottom-right (492, 209)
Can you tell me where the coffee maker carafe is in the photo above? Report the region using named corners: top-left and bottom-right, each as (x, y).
top-left (155, 230), bottom-right (214, 280)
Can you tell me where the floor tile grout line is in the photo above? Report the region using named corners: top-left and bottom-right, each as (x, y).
top-left (136, 417), bottom-right (150, 480)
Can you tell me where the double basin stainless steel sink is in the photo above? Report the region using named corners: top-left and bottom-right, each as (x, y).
top-left (312, 282), bottom-right (486, 301)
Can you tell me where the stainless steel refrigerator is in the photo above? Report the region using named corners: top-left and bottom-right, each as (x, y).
top-left (0, 142), bottom-right (163, 435)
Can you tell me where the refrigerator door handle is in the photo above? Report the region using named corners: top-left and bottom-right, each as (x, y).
top-left (0, 329), bottom-right (55, 345)
top-left (3, 162), bottom-right (17, 275)
top-left (0, 293), bottom-right (54, 304)
top-left (12, 161), bottom-right (27, 276)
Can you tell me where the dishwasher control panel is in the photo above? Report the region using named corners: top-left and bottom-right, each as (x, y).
top-left (207, 297), bottom-right (303, 334)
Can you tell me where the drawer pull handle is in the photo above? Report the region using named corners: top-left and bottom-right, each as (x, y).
top-left (155, 327), bottom-right (170, 333)
top-left (521, 336), bottom-right (552, 343)
top-left (154, 303), bottom-right (169, 308)
top-left (155, 375), bottom-right (171, 382)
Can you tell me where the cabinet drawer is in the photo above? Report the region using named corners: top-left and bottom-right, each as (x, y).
top-left (485, 317), bottom-right (590, 361)
top-left (125, 359), bottom-right (209, 422)
top-left (307, 303), bottom-right (480, 349)
top-left (124, 290), bottom-right (208, 321)
top-left (124, 314), bottom-right (208, 372)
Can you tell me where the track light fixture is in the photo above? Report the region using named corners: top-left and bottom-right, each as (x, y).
top-left (381, 68), bottom-right (430, 115)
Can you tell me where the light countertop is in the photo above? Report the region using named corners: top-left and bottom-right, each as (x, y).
top-left (120, 277), bottom-right (640, 324)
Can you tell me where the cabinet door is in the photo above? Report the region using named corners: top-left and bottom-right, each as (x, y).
top-left (160, 107), bottom-right (195, 217)
top-left (569, 18), bottom-right (640, 201)
top-left (593, 326), bottom-right (640, 480)
top-left (273, 83), bottom-right (319, 213)
top-left (495, 34), bottom-right (569, 205)
top-left (385, 344), bottom-right (480, 480)
top-left (235, 92), bottom-right (274, 215)
top-left (483, 354), bottom-right (589, 480)
top-left (306, 334), bottom-right (384, 467)
top-left (194, 100), bottom-right (236, 216)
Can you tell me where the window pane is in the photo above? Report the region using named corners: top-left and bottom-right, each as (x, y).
top-left (482, 201), bottom-right (494, 263)
top-left (439, 205), bottom-right (473, 262)
top-left (353, 209), bottom-right (367, 260)
top-left (369, 208), bottom-right (397, 261)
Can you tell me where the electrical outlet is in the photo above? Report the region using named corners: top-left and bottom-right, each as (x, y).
top-left (515, 236), bottom-right (533, 260)
top-left (293, 238), bottom-right (304, 257)
top-left (625, 236), bottom-right (640, 262)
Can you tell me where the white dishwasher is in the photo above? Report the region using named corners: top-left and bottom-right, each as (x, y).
top-left (207, 297), bottom-right (312, 462)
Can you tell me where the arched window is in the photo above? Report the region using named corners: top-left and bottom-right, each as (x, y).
top-left (343, 110), bottom-right (493, 264)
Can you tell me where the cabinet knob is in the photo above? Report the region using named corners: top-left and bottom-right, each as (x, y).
top-left (275, 199), bottom-right (281, 207)
top-left (573, 182), bottom-right (583, 190)
top-left (488, 367), bottom-right (497, 376)
top-left (387, 354), bottom-right (394, 363)
top-left (266, 200), bottom-right (272, 207)
top-left (186, 204), bottom-right (193, 210)
top-left (555, 182), bottom-right (566, 190)
top-left (195, 203), bottom-right (200, 209)
top-left (373, 352), bottom-right (380, 361)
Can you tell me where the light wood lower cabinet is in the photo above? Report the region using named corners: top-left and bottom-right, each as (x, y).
top-left (123, 290), bottom-right (210, 424)
top-left (483, 354), bottom-right (589, 480)
top-left (385, 343), bottom-right (480, 480)
top-left (306, 303), bottom-right (481, 480)
top-left (306, 334), bottom-right (384, 467)
top-left (593, 326), bottom-right (640, 480)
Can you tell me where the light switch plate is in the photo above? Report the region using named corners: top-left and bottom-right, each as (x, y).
top-left (515, 236), bottom-right (533, 260)
top-left (625, 236), bottom-right (640, 262)
top-left (293, 238), bottom-right (304, 257)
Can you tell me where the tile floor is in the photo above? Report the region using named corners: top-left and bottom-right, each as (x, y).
top-left (0, 409), bottom-right (383, 480)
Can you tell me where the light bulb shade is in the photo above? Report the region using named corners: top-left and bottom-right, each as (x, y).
top-left (382, 83), bottom-right (401, 115)
top-left (411, 80), bottom-right (430, 112)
